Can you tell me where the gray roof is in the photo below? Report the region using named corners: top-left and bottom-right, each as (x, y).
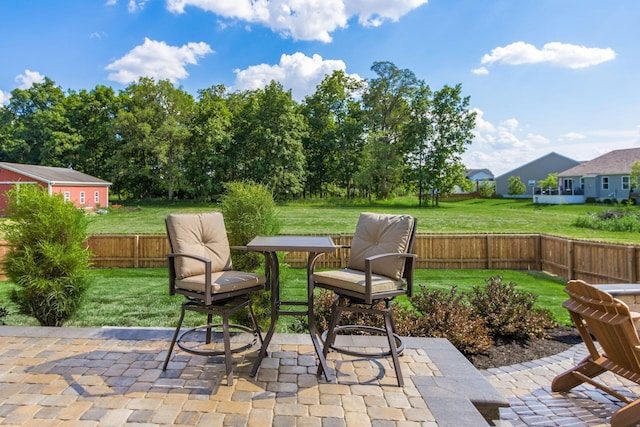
top-left (558, 148), bottom-right (640, 177)
top-left (0, 162), bottom-right (111, 186)
top-left (466, 168), bottom-right (494, 178)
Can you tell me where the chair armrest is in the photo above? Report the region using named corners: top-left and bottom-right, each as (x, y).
top-left (167, 253), bottom-right (213, 304)
top-left (364, 252), bottom-right (417, 298)
top-left (168, 252), bottom-right (211, 264)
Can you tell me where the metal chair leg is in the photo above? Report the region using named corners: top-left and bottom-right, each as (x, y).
top-left (384, 309), bottom-right (404, 386)
top-left (163, 304), bottom-right (186, 371)
top-left (317, 296), bottom-right (343, 377)
top-left (222, 312), bottom-right (233, 386)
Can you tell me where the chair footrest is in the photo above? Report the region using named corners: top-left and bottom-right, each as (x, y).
top-left (177, 323), bottom-right (258, 357)
top-left (323, 325), bottom-right (405, 358)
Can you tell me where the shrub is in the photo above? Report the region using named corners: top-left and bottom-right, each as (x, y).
top-left (0, 304), bottom-right (7, 325)
top-left (478, 179), bottom-right (495, 198)
top-left (220, 181), bottom-right (280, 328)
top-left (220, 181), bottom-right (281, 271)
top-left (307, 277), bottom-right (554, 356)
top-left (468, 276), bottom-right (556, 340)
top-left (403, 286), bottom-right (493, 355)
top-left (1, 185), bottom-right (91, 326)
top-left (573, 210), bottom-right (640, 233)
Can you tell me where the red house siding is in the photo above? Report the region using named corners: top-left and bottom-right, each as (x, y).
top-left (0, 167), bottom-right (110, 213)
top-left (53, 185), bottom-right (109, 210)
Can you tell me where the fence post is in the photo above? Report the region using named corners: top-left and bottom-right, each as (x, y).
top-left (628, 246), bottom-right (637, 283)
top-left (486, 234), bottom-right (492, 269)
top-left (535, 235), bottom-right (542, 271)
top-left (567, 240), bottom-right (574, 280)
top-left (134, 235), bottom-right (139, 268)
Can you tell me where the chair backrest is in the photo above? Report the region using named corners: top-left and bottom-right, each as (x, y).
top-left (564, 280), bottom-right (640, 373)
top-left (347, 212), bottom-right (416, 280)
top-left (165, 212), bottom-right (233, 279)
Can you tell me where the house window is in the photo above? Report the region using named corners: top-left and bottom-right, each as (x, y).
top-left (622, 176), bottom-right (630, 190)
top-left (602, 177), bottom-right (609, 190)
top-left (94, 191), bottom-right (100, 204)
top-left (80, 191), bottom-right (85, 204)
top-left (64, 191), bottom-right (70, 202)
top-left (580, 178), bottom-right (584, 189)
top-left (563, 179), bottom-right (573, 190)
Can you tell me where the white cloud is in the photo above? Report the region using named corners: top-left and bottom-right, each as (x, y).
top-left (233, 52), bottom-right (360, 100)
top-left (105, 0), bottom-right (148, 12)
top-left (166, 0), bottom-right (427, 42)
top-left (0, 90), bottom-right (10, 105)
top-left (480, 41), bottom-right (616, 70)
top-left (472, 67), bottom-right (488, 75)
top-left (466, 108), bottom-right (640, 176)
top-left (560, 132), bottom-right (586, 141)
top-left (16, 69), bottom-right (45, 89)
top-left (105, 38), bottom-right (213, 84)
top-left (127, 0), bottom-right (149, 12)
top-left (345, 0), bottom-right (429, 27)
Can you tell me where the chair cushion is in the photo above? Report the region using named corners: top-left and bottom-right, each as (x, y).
top-left (166, 212), bottom-right (232, 279)
top-left (314, 269), bottom-right (405, 295)
top-left (347, 213), bottom-right (414, 280)
top-left (176, 270), bottom-right (266, 294)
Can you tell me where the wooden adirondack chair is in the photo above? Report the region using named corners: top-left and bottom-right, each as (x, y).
top-left (552, 280), bottom-right (640, 427)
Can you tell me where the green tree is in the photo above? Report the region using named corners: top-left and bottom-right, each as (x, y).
top-left (302, 70), bottom-right (365, 198)
top-left (230, 82), bottom-right (307, 199)
top-left (63, 85), bottom-right (120, 182)
top-left (185, 84), bottom-right (233, 199)
top-left (1, 185), bottom-right (91, 326)
top-left (508, 176), bottom-right (526, 196)
top-left (478, 179), bottom-right (495, 197)
top-left (404, 82), bottom-right (434, 206)
top-left (422, 84), bottom-right (476, 206)
top-left (112, 78), bottom-right (194, 199)
top-left (538, 173), bottom-right (558, 190)
top-left (362, 61), bottom-right (419, 199)
top-left (0, 77), bottom-right (77, 166)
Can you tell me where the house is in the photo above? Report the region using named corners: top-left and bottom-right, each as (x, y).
top-left (453, 168), bottom-right (494, 194)
top-left (467, 168), bottom-right (494, 183)
top-left (0, 162), bottom-right (111, 213)
top-left (557, 147), bottom-right (640, 202)
top-left (494, 152), bottom-right (581, 198)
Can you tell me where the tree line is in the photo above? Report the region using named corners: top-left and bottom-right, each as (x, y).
top-left (0, 61), bottom-right (476, 205)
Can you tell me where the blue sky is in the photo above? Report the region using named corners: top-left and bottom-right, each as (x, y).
top-left (1, 0), bottom-right (638, 176)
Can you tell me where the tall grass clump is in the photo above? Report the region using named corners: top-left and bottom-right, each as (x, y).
top-left (1, 185), bottom-right (91, 326)
top-left (573, 208), bottom-right (640, 233)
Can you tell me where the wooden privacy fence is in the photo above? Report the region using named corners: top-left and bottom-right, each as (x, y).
top-left (0, 233), bottom-right (638, 284)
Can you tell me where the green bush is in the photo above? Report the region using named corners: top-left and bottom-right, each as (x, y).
top-left (220, 181), bottom-right (280, 328)
top-left (401, 286), bottom-right (493, 355)
top-left (573, 209), bottom-right (640, 233)
top-left (0, 304), bottom-right (7, 325)
top-left (308, 276), bottom-right (556, 356)
top-left (221, 181), bottom-right (281, 271)
top-left (468, 276), bottom-right (556, 340)
top-left (1, 185), bottom-right (91, 326)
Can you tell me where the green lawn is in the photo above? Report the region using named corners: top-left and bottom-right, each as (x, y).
top-left (87, 198), bottom-right (638, 244)
top-left (1, 197), bottom-right (630, 328)
top-left (0, 266), bottom-right (571, 328)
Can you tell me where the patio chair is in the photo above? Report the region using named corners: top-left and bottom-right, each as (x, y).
top-left (552, 280), bottom-right (640, 427)
top-left (162, 212), bottom-right (268, 386)
top-left (311, 212), bottom-right (417, 386)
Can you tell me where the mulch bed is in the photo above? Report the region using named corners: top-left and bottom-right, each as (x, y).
top-left (467, 326), bottom-right (582, 370)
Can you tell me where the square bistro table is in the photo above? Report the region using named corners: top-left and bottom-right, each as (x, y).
top-left (246, 235), bottom-right (337, 381)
